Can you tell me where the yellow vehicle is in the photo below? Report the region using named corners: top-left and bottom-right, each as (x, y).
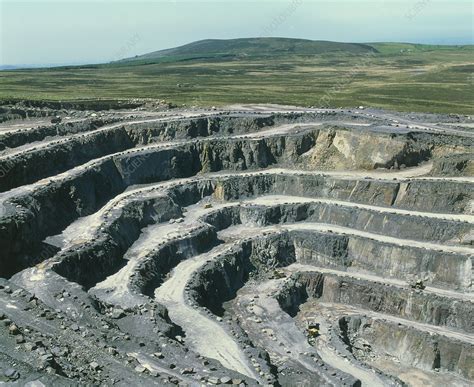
top-left (271, 269), bottom-right (286, 279)
top-left (409, 279), bottom-right (426, 290)
top-left (307, 322), bottom-right (320, 338)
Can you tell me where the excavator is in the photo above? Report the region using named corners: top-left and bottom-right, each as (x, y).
top-left (306, 321), bottom-right (320, 344)
top-left (409, 278), bottom-right (426, 290)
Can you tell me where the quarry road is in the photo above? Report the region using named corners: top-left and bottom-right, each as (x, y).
top-left (90, 217), bottom-right (186, 306)
top-left (0, 141), bottom-right (179, 213)
top-left (66, 190), bottom-right (473, 250)
top-left (298, 299), bottom-right (470, 387)
top-left (49, 189), bottom-right (472, 318)
top-left (0, 107), bottom-right (247, 158)
top-left (233, 278), bottom-right (386, 387)
top-left (269, 165), bottom-right (474, 183)
top-left (361, 109), bottom-right (474, 138)
top-left (206, 163), bottom-right (473, 183)
top-left (314, 336), bottom-right (385, 387)
top-left (90, 199), bottom-right (234, 308)
top-left (249, 194), bottom-right (474, 223)
top-left (1, 153), bottom-right (468, 219)
top-left (226, 104), bottom-right (326, 113)
top-left (0, 113), bottom-right (198, 159)
top-left (232, 122), bottom-right (323, 139)
top-left (0, 108), bottom-right (208, 137)
top-left (0, 116), bottom-right (338, 162)
top-left (0, 116), bottom-right (88, 134)
top-left (154, 242), bottom-right (260, 381)
top-left (83, 190), bottom-right (471, 309)
top-left (221, 218), bottom-right (473, 258)
top-left (227, 104), bottom-right (474, 137)
top-left (0, 110), bottom-right (295, 158)
top-left (0, 108), bottom-right (213, 138)
top-left (235, 270), bottom-right (472, 387)
top-left (287, 263), bottom-right (473, 301)
top-left (220, 222), bottom-right (473, 296)
top-left (312, 302), bottom-right (474, 344)
top-left (6, 105), bottom-right (472, 199)
top-left (40, 163), bottom-right (464, 249)
top-left (281, 222), bottom-right (473, 256)
top-left (0, 118), bottom-right (346, 194)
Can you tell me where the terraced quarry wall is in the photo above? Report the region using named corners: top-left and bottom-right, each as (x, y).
top-left (0, 104), bottom-right (472, 386)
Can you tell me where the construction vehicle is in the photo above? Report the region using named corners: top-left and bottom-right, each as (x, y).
top-left (411, 279), bottom-right (426, 290)
top-left (307, 323), bottom-right (320, 337)
top-left (306, 322), bottom-right (320, 344)
top-left (269, 269), bottom-right (286, 279)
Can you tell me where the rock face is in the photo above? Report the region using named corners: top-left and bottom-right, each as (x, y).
top-left (0, 103), bottom-right (472, 386)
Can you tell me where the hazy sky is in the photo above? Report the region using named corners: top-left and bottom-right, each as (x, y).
top-left (0, 0), bottom-right (472, 66)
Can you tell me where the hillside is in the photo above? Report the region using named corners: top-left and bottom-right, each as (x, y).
top-left (116, 37), bottom-right (379, 64)
top-left (0, 40), bottom-right (472, 114)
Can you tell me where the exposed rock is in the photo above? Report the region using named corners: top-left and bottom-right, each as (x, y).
top-left (0, 105), bottom-right (471, 387)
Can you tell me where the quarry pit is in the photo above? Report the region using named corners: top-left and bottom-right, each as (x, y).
top-left (0, 101), bottom-right (472, 386)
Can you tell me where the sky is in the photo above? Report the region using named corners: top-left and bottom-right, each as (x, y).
top-left (0, 0), bottom-right (472, 66)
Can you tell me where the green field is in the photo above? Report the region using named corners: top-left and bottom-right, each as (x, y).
top-left (1, 39), bottom-right (473, 114)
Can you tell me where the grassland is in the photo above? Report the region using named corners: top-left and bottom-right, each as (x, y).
top-left (0, 41), bottom-right (472, 114)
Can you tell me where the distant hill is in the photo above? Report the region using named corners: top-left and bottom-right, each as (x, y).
top-left (115, 37), bottom-right (379, 64)
top-left (368, 42), bottom-right (473, 55)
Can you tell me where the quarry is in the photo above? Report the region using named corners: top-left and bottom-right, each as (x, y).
top-left (0, 100), bottom-right (472, 386)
